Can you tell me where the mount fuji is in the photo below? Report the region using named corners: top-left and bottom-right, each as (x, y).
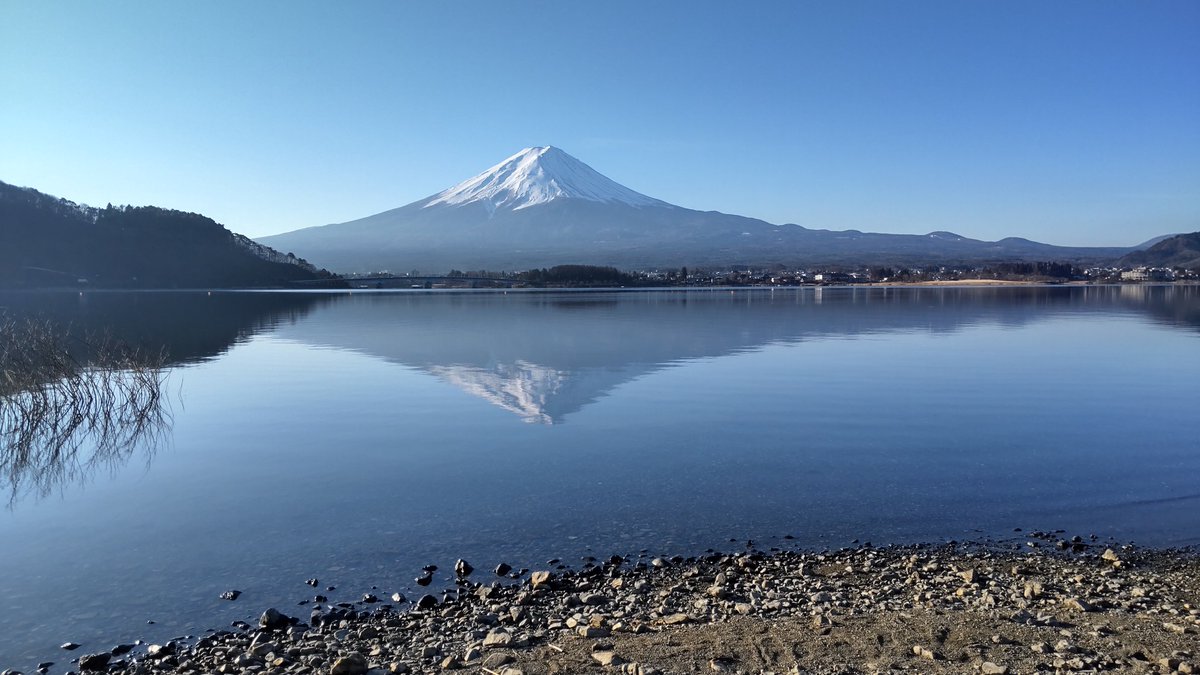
top-left (258, 146), bottom-right (1136, 272)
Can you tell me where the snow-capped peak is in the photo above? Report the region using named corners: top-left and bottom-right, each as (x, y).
top-left (423, 146), bottom-right (669, 212)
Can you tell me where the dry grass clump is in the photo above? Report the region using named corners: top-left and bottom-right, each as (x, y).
top-left (0, 316), bottom-right (170, 504)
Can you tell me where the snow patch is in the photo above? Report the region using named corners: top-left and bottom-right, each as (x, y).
top-left (424, 146), bottom-right (669, 212)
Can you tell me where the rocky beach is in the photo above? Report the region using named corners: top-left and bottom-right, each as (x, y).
top-left (29, 536), bottom-right (1199, 675)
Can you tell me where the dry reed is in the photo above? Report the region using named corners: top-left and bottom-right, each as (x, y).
top-left (0, 316), bottom-right (170, 504)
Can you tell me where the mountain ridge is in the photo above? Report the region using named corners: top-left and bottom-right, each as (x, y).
top-left (0, 180), bottom-right (339, 289)
top-left (258, 146), bottom-right (1161, 273)
top-left (1118, 232), bottom-right (1200, 270)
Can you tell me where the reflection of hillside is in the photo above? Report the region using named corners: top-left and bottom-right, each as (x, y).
top-left (0, 291), bottom-right (333, 503)
top-left (1108, 284), bottom-right (1200, 331)
top-left (0, 291), bottom-right (332, 365)
top-left (275, 286), bottom-right (1198, 424)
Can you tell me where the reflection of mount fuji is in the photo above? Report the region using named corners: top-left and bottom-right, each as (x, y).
top-left (427, 360), bottom-right (633, 424)
top-left (272, 285), bottom-right (1199, 424)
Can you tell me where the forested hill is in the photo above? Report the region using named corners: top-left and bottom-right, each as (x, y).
top-left (1117, 232), bottom-right (1200, 270)
top-left (0, 181), bottom-right (340, 288)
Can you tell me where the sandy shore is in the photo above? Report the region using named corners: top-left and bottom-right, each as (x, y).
top-left (56, 539), bottom-right (1198, 675)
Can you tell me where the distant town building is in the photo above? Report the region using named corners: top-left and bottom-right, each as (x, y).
top-left (1121, 267), bottom-right (1175, 281)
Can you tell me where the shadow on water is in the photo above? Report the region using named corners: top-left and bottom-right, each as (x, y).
top-left (0, 292), bottom-right (331, 504)
top-left (0, 290), bottom-right (335, 364)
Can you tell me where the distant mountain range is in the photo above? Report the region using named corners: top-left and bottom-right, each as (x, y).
top-left (1118, 232), bottom-right (1200, 270)
top-left (0, 181), bottom-right (338, 288)
top-left (258, 146), bottom-right (1157, 273)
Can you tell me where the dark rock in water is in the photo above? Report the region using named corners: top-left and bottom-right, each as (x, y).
top-left (219, 589), bottom-right (241, 601)
top-left (494, 562), bottom-right (512, 576)
top-left (314, 594), bottom-right (327, 603)
top-left (259, 607), bottom-right (291, 629)
top-left (391, 592), bottom-right (406, 603)
top-left (110, 644), bottom-right (134, 656)
top-left (422, 564), bottom-right (438, 572)
top-left (326, 585), bottom-right (336, 591)
top-left (416, 572), bottom-right (433, 586)
top-left (416, 594), bottom-right (438, 609)
top-left (305, 578), bottom-right (319, 587)
top-left (78, 653), bottom-right (111, 671)
top-left (361, 593), bottom-right (379, 603)
top-left (454, 559), bottom-right (474, 577)
top-left (2, 669), bottom-right (24, 675)
top-left (60, 643), bottom-right (81, 651)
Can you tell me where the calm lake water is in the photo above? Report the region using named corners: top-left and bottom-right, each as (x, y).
top-left (1, 285), bottom-right (1198, 669)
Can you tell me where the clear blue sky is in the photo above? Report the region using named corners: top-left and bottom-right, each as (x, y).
top-left (2, 1), bottom-right (1197, 246)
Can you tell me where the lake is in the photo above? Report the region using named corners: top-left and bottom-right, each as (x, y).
top-left (1, 285), bottom-right (1198, 670)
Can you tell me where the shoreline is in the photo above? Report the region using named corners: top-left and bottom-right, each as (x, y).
top-left (2, 280), bottom-right (1196, 294)
top-left (39, 538), bottom-right (1199, 675)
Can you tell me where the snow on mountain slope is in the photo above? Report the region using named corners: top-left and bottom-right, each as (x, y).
top-left (424, 146), bottom-right (670, 212)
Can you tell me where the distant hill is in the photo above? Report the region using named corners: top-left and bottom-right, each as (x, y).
top-left (0, 181), bottom-right (339, 288)
top-left (259, 146), bottom-right (1144, 273)
top-left (1118, 232), bottom-right (1200, 270)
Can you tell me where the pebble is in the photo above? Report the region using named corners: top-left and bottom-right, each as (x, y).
top-left (911, 645), bottom-right (939, 660)
top-left (592, 650), bottom-right (623, 667)
top-left (78, 653), bottom-right (111, 671)
top-left (483, 629), bottom-right (513, 648)
top-left (36, 543), bottom-right (1198, 675)
top-left (329, 654), bottom-right (367, 675)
